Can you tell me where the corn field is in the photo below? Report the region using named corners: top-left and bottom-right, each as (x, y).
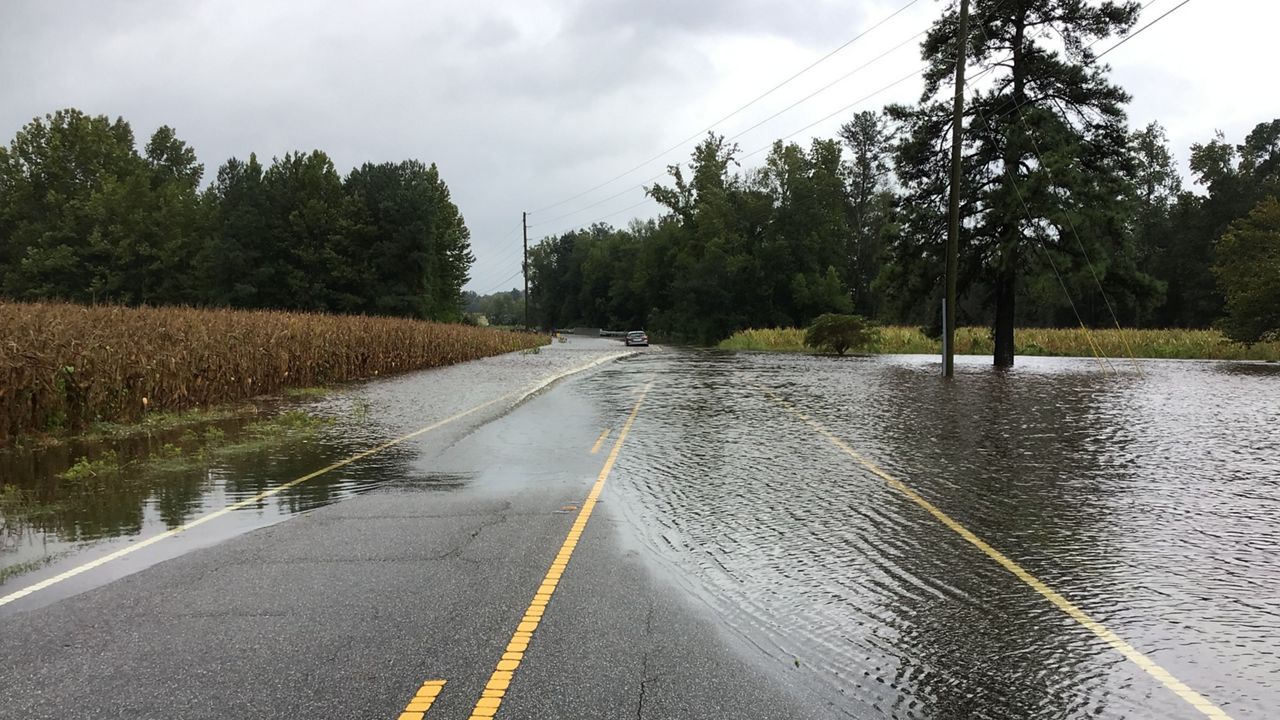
top-left (0, 302), bottom-right (548, 443)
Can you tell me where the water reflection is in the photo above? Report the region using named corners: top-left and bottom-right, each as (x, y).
top-left (597, 351), bottom-right (1279, 718)
top-left (0, 397), bottom-right (427, 585)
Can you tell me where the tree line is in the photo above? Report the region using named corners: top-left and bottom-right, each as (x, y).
top-left (528, 0), bottom-right (1279, 356)
top-left (0, 108), bottom-right (474, 320)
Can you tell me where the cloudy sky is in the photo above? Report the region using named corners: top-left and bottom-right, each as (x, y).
top-left (1, 0), bottom-right (1273, 293)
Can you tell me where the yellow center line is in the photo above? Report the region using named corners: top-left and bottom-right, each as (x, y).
top-left (397, 679), bottom-right (446, 720)
top-left (589, 427), bottom-right (612, 454)
top-left (0, 352), bottom-right (628, 609)
top-left (464, 382), bottom-right (652, 719)
top-left (757, 385), bottom-right (1233, 720)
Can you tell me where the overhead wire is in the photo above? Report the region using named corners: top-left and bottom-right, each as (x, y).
top-left (969, 1), bottom-right (1191, 375)
top-left (522, 0), bottom-right (1185, 332)
top-left (529, 6), bottom-right (1059, 240)
top-left (526, 0), bottom-right (924, 216)
top-left (969, 92), bottom-right (1116, 375)
top-left (1094, 0), bottom-right (1191, 60)
top-left (479, 266), bottom-right (525, 296)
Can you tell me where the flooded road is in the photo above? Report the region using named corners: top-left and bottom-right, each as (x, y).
top-left (2, 341), bottom-right (1277, 719)
top-left (0, 343), bottom-right (627, 609)
top-left (593, 350), bottom-right (1280, 719)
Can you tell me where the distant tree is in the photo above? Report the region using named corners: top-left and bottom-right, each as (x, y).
top-left (254, 151), bottom-right (350, 312)
top-left (1153, 120), bottom-right (1280, 327)
top-left (804, 313), bottom-right (879, 356)
top-left (1214, 197), bottom-right (1280, 344)
top-left (139, 126), bottom-right (206, 305)
top-left (198, 154), bottom-right (269, 307)
top-left (0, 109), bottom-right (144, 302)
top-left (838, 110), bottom-right (895, 317)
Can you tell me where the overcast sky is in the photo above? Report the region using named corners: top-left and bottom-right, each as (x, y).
top-left (2, 0), bottom-right (1274, 293)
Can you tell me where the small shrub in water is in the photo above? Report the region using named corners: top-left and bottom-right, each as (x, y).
top-left (804, 314), bottom-right (880, 356)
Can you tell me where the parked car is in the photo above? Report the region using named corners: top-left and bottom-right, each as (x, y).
top-left (625, 330), bottom-right (649, 347)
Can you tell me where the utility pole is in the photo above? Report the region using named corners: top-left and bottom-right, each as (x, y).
top-left (945, 0), bottom-right (971, 378)
top-left (522, 211), bottom-right (529, 330)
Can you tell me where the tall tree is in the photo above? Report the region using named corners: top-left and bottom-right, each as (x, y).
top-left (890, 0), bottom-right (1146, 366)
top-left (257, 151), bottom-right (350, 311)
top-left (839, 110), bottom-right (895, 317)
top-left (198, 154), bottom-right (269, 307)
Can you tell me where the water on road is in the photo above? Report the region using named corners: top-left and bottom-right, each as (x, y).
top-left (3, 341), bottom-right (1277, 719)
top-left (595, 350), bottom-right (1280, 719)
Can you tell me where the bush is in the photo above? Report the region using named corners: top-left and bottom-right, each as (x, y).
top-left (803, 314), bottom-right (880, 356)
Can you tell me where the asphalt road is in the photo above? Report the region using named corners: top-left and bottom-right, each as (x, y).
top-left (0, 343), bottom-right (831, 720)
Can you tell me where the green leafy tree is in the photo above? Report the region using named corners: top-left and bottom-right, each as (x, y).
top-left (1214, 197), bottom-right (1280, 343)
top-left (888, 0), bottom-right (1149, 366)
top-left (344, 160), bottom-right (473, 320)
top-left (257, 150), bottom-right (350, 311)
top-left (0, 109), bottom-right (144, 301)
top-left (1152, 120), bottom-right (1280, 327)
top-left (197, 154), bottom-right (269, 307)
top-left (839, 110), bottom-right (896, 317)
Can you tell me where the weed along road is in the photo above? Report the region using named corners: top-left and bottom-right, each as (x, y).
top-left (3, 339), bottom-right (1279, 719)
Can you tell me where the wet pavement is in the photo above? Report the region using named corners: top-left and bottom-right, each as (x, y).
top-left (2, 341), bottom-right (1278, 719)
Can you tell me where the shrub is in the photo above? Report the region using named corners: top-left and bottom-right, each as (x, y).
top-left (803, 314), bottom-right (880, 356)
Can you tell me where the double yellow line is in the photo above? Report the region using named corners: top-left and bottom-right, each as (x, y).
top-left (393, 383), bottom-right (652, 719)
top-left (758, 385), bottom-right (1233, 720)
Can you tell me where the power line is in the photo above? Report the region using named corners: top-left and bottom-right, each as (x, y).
top-left (529, 7), bottom-right (1059, 240)
top-left (479, 266), bottom-right (525, 296)
top-left (526, 0), bottom-right (923, 216)
top-left (727, 29), bottom-right (927, 144)
top-left (741, 66), bottom-right (926, 159)
top-left (1095, 0), bottom-right (1191, 60)
top-left (527, 169), bottom-right (665, 228)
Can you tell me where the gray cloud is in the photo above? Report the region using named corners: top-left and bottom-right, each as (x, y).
top-left (1, 0), bottom-right (1275, 293)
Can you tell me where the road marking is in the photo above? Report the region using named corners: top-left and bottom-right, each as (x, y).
top-left (758, 386), bottom-right (1233, 720)
top-left (397, 679), bottom-right (446, 719)
top-left (0, 352), bottom-right (631, 609)
top-left (465, 382), bottom-right (651, 719)
top-left (589, 428), bottom-right (612, 454)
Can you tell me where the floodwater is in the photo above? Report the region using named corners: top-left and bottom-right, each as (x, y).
top-left (3, 344), bottom-right (1278, 718)
top-left (0, 342), bottom-right (619, 600)
top-left (0, 398), bottom-right (422, 587)
top-left (596, 351), bottom-right (1280, 719)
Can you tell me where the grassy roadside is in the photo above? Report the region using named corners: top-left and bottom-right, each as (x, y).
top-left (718, 326), bottom-right (1280, 361)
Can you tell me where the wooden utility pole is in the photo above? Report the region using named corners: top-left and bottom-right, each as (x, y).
top-left (945, 0), bottom-right (971, 378)
top-left (522, 211), bottom-right (529, 330)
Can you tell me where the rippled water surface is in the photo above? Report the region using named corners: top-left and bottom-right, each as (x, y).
top-left (596, 351), bottom-right (1280, 719)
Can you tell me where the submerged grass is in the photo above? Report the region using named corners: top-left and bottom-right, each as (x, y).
top-left (718, 326), bottom-right (1280, 361)
top-left (283, 386), bottom-right (330, 399)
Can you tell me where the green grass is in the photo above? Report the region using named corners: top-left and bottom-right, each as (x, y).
top-left (49, 410), bottom-right (333, 486)
top-left (282, 386), bottom-right (330, 399)
top-left (0, 555), bottom-right (61, 585)
top-left (718, 326), bottom-right (1280, 361)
